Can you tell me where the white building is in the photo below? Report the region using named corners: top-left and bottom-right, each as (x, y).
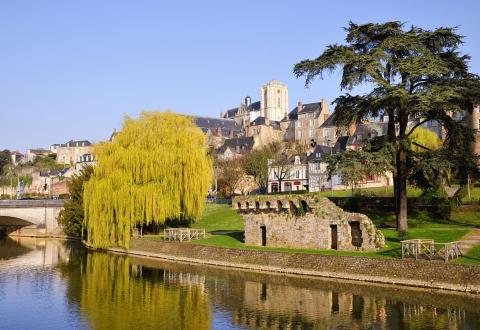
top-left (54, 140), bottom-right (93, 165)
top-left (267, 155), bottom-right (308, 193)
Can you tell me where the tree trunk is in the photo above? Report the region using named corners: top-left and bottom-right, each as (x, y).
top-left (396, 145), bottom-right (408, 232)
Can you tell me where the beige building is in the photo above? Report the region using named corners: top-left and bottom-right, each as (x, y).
top-left (25, 149), bottom-right (50, 163)
top-left (281, 100), bottom-right (331, 145)
top-left (54, 140), bottom-right (93, 165)
top-left (244, 117), bottom-right (283, 149)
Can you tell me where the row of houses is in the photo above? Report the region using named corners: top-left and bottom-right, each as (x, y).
top-left (204, 79), bottom-right (405, 162)
top-left (267, 127), bottom-right (392, 194)
top-left (10, 139), bottom-right (95, 168)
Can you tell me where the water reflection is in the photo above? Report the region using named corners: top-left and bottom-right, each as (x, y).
top-left (1, 238), bottom-right (480, 330)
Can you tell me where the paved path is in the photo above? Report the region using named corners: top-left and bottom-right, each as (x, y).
top-left (461, 229), bottom-right (480, 254)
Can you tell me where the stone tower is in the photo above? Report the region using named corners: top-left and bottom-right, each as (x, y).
top-left (260, 80), bottom-right (288, 121)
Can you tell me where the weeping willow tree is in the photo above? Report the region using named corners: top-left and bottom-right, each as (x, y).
top-left (84, 112), bottom-right (212, 248)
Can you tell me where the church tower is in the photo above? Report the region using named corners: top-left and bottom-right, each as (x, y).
top-left (260, 80), bottom-right (288, 121)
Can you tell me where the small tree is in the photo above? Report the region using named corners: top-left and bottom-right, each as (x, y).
top-left (327, 147), bottom-right (393, 193)
top-left (268, 153), bottom-right (294, 193)
top-left (242, 143), bottom-right (281, 193)
top-left (58, 165), bottom-right (94, 238)
top-left (217, 158), bottom-right (245, 197)
top-left (0, 150), bottom-right (10, 176)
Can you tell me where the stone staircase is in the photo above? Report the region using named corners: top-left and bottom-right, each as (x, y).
top-left (460, 229), bottom-right (480, 254)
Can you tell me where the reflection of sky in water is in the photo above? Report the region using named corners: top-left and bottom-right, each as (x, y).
top-left (0, 238), bottom-right (88, 330)
top-left (212, 308), bottom-right (246, 330)
top-left (0, 237), bottom-right (479, 330)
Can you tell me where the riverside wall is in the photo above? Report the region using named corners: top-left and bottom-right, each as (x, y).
top-left (86, 239), bottom-right (480, 294)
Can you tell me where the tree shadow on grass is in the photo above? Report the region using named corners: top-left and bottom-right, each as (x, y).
top-left (209, 230), bottom-right (245, 243)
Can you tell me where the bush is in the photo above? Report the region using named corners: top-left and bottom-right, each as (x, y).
top-left (58, 166), bottom-right (94, 238)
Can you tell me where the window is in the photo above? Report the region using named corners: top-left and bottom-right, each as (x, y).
top-left (297, 131), bottom-right (302, 139)
top-left (278, 98), bottom-right (281, 107)
top-left (315, 162), bottom-right (321, 170)
top-left (323, 128), bottom-right (329, 138)
top-left (309, 128), bottom-right (315, 138)
top-left (296, 170), bottom-right (300, 179)
top-left (297, 121), bottom-right (302, 128)
top-left (309, 119), bottom-right (313, 127)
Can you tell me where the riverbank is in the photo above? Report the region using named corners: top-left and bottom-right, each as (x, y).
top-left (87, 238), bottom-right (480, 294)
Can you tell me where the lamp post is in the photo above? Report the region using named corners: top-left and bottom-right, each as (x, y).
top-left (327, 139), bottom-right (334, 196)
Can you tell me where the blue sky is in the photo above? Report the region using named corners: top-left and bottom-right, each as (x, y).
top-left (1, 0), bottom-right (479, 151)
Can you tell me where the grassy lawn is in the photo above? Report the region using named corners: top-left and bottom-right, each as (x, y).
top-left (315, 186), bottom-right (423, 198)
top-left (145, 203), bottom-right (480, 264)
top-left (450, 207), bottom-right (480, 228)
top-left (461, 186), bottom-right (480, 203)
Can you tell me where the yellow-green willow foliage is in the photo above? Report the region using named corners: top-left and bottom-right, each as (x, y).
top-left (80, 253), bottom-right (211, 330)
top-left (409, 127), bottom-right (442, 152)
top-left (84, 112), bottom-right (212, 248)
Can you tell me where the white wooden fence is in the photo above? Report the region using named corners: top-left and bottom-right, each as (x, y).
top-left (401, 239), bottom-right (462, 262)
top-left (164, 228), bottom-right (206, 242)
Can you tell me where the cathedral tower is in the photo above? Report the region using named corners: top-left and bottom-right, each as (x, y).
top-left (260, 80), bottom-right (288, 121)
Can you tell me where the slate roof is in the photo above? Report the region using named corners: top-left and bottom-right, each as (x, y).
top-left (250, 117), bottom-right (281, 129)
top-left (40, 167), bottom-right (72, 178)
top-left (28, 149), bottom-right (50, 154)
top-left (320, 111), bottom-right (337, 127)
top-left (193, 116), bottom-right (242, 135)
top-left (284, 101), bottom-right (324, 121)
top-left (224, 101), bottom-right (261, 118)
top-left (57, 140), bottom-right (92, 148)
top-left (347, 122), bottom-right (388, 147)
top-left (218, 136), bottom-right (254, 154)
top-left (307, 136), bottom-right (348, 162)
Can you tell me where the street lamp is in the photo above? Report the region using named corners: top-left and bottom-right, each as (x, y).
top-left (327, 139), bottom-right (333, 197)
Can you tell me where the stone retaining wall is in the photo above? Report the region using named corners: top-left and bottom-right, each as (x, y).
top-left (108, 239), bottom-right (480, 294)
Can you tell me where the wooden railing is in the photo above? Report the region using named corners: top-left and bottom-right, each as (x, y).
top-left (164, 228), bottom-right (206, 242)
top-left (401, 239), bottom-right (462, 262)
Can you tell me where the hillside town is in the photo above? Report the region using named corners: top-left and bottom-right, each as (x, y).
top-left (3, 79), bottom-right (479, 200)
top-left (2, 1), bottom-right (480, 328)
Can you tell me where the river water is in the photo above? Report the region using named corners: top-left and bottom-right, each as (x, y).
top-left (0, 237), bottom-right (479, 330)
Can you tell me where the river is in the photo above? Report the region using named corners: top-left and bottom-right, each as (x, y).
top-left (0, 237), bottom-right (479, 330)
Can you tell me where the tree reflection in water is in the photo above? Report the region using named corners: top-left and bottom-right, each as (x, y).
top-left (60, 251), bottom-right (211, 330)
top-left (55, 245), bottom-right (480, 330)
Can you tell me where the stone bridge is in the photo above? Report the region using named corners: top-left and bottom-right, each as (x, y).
top-left (0, 200), bottom-right (64, 236)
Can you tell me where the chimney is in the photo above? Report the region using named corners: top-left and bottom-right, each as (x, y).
top-left (229, 129), bottom-right (234, 138)
top-left (216, 127), bottom-right (222, 136)
top-left (245, 96), bottom-right (251, 107)
top-left (297, 101), bottom-right (303, 112)
top-left (265, 117), bottom-right (270, 126)
top-left (321, 99), bottom-right (330, 114)
top-left (348, 123), bottom-right (357, 136)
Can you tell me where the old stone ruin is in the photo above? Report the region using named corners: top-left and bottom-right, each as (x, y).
top-left (233, 195), bottom-right (385, 251)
